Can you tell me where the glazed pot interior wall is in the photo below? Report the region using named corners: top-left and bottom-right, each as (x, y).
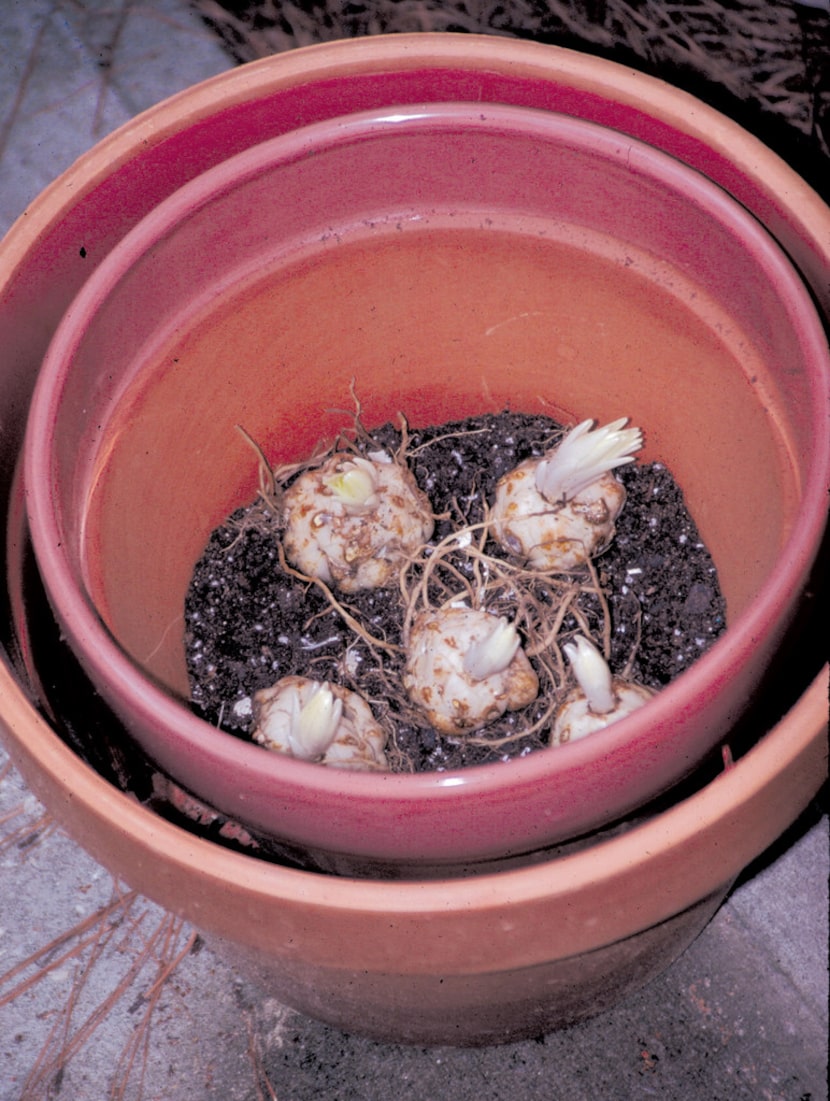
top-left (50, 111), bottom-right (817, 696)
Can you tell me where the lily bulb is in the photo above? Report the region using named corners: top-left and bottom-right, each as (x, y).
top-left (490, 418), bottom-right (643, 572)
top-left (252, 675), bottom-right (388, 770)
top-left (403, 607), bottom-right (539, 735)
top-left (282, 453), bottom-right (434, 592)
top-left (551, 635), bottom-right (655, 745)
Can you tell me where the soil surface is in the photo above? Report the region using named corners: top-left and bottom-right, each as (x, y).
top-left (184, 412), bottom-right (726, 771)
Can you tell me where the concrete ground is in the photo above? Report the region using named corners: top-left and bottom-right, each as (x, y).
top-left (0, 2), bottom-right (827, 1098)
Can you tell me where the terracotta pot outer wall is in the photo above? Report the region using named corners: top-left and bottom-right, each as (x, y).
top-left (1, 669), bottom-right (824, 977)
top-left (214, 889), bottom-right (727, 1045)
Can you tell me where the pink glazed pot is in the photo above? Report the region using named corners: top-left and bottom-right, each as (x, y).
top-left (20, 56), bottom-right (830, 876)
top-left (1, 35), bottom-right (827, 1043)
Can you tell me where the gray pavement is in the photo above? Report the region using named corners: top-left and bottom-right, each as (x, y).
top-left (0, 3), bottom-right (828, 1099)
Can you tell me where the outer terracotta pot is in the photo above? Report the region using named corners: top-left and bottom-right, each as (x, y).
top-left (22, 84), bottom-right (830, 872)
top-left (1, 36), bottom-right (827, 1043)
top-left (0, 632), bottom-right (825, 1044)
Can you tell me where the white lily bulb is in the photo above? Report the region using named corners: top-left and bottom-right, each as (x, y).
top-left (552, 635), bottom-right (655, 745)
top-left (463, 617), bottom-right (521, 680)
top-left (404, 607), bottom-right (538, 735)
top-left (562, 635), bottom-right (616, 714)
top-left (291, 681), bottom-right (344, 759)
top-left (490, 416), bottom-right (642, 571)
top-left (252, 675), bottom-right (389, 770)
top-left (282, 452), bottom-right (434, 592)
top-left (535, 418), bottom-right (643, 503)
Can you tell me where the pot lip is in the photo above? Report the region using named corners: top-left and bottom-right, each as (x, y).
top-left (22, 98), bottom-right (830, 806)
top-left (1, 651), bottom-right (826, 912)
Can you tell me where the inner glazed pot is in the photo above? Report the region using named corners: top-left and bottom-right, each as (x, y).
top-left (23, 101), bottom-right (830, 871)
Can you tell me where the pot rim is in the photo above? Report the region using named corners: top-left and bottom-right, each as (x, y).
top-left (4, 34), bottom-right (829, 308)
top-left (22, 93), bottom-right (830, 809)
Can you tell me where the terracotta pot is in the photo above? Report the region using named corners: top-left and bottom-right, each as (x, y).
top-left (1, 37), bottom-right (827, 1043)
top-left (1, 625), bottom-right (825, 1043)
top-left (23, 102), bottom-right (830, 870)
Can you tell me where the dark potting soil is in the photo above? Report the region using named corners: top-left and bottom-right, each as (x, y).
top-left (184, 412), bottom-right (726, 771)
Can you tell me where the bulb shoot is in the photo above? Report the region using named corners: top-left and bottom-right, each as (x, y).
top-left (463, 617), bottom-right (521, 680)
top-left (294, 681), bottom-right (344, 758)
top-left (535, 418), bottom-right (643, 504)
top-left (552, 634), bottom-right (655, 744)
top-left (562, 634), bottom-right (616, 714)
top-left (322, 459), bottom-right (378, 510)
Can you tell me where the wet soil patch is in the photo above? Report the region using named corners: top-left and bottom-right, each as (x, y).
top-left (184, 411), bottom-right (726, 771)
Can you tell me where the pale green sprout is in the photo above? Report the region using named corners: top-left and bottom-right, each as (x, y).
top-left (322, 459), bottom-right (378, 511)
top-left (535, 418), bottom-right (643, 503)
